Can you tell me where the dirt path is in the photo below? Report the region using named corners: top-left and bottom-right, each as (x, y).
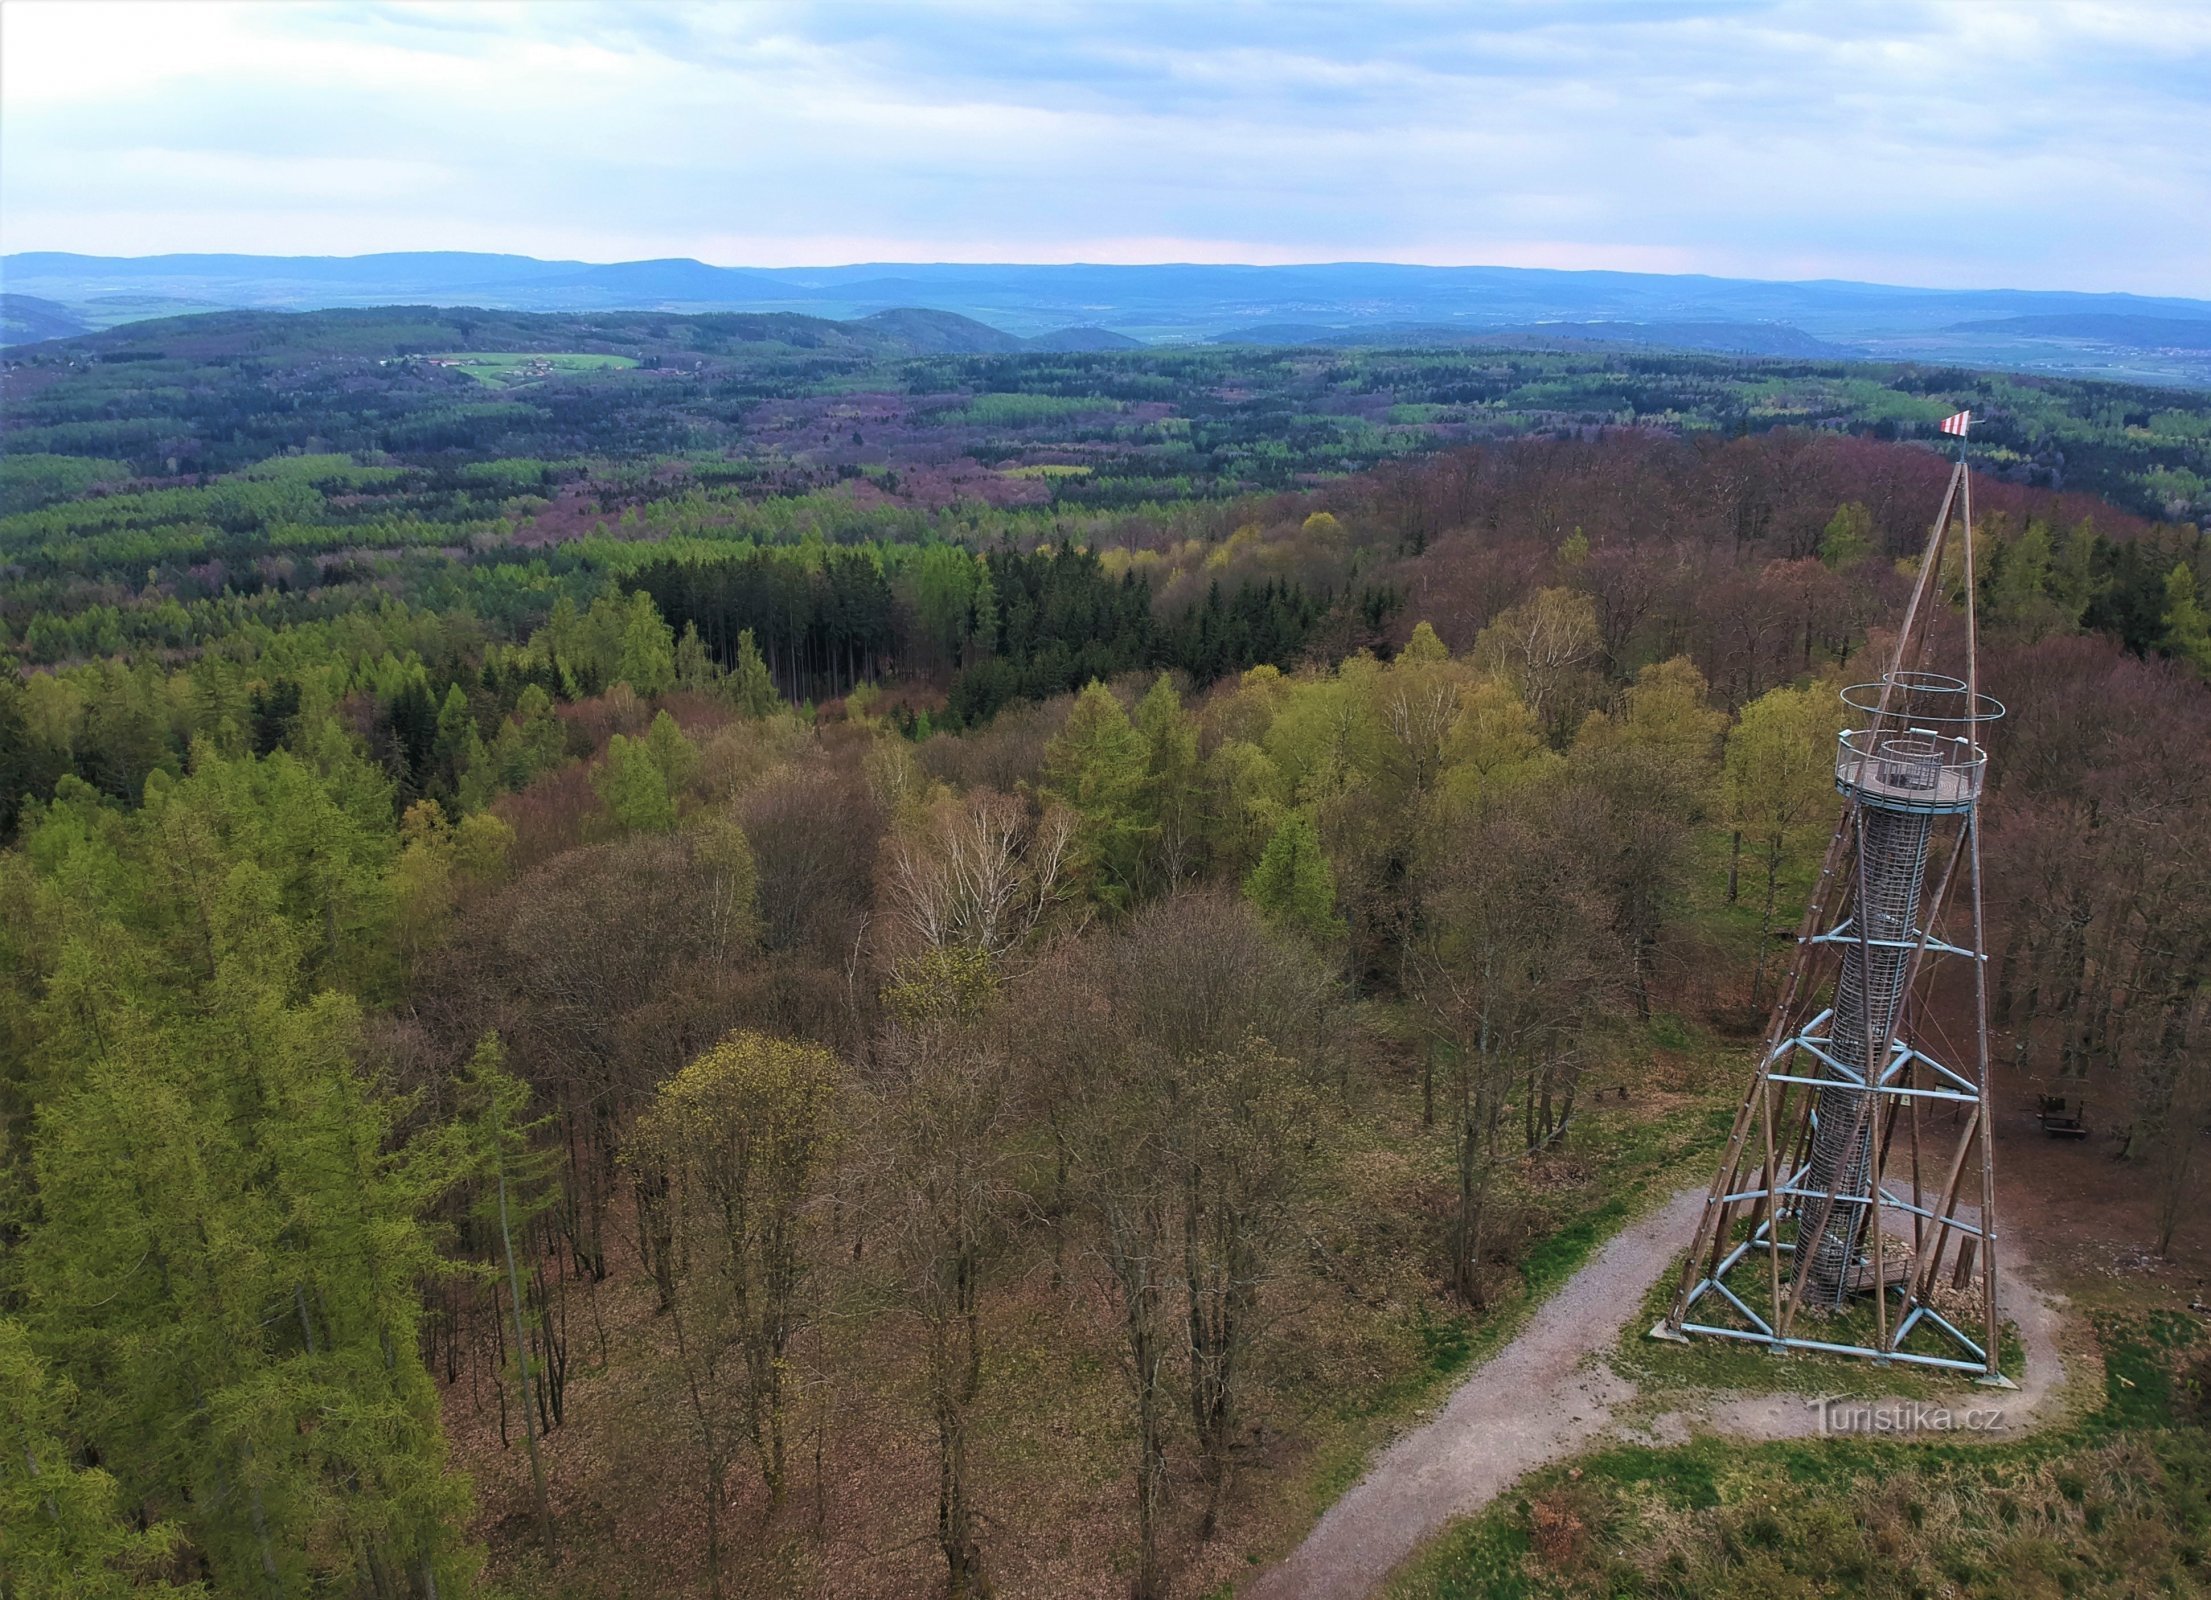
top-left (1249, 1187), bottom-right (2072, 1600)
top-left (1249, 1188), bottom-right (1705, 1599)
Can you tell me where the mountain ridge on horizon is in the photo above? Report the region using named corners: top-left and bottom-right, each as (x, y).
top-left (6, 250), bottom-right (2210, 385)
top-left (10, 247), bottom-right (2209, 300)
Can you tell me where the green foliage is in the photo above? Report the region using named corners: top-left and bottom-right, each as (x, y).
top-left (0, 452), bottom-right (135, 515)
top-left (489, 684), bottom-right (567, 791)
top-left (617, 588), bottom-right (677, 696)
top-left (1133, 673), bottom-right (1203, 891)
top-left (674, 619), bottom-right (720, 693)
top-left (0, 1320), bottom-right (199, 1597)
top-left (594, 710), bottom-right (698, 833)
top-left (2160, 561), bottom-right (2211, 673)
top-left (2, 302), bottom-right (2208, 1599)
top-left (1244, 810), bottom-right (1343, 947)
top-left (1044, 681), bottom-right (1156, 908)
top-left (1982, 515), bottom-right (2084, 640)
top-left (1721, 684), bottom-right (1836, 857)
top-left (730, 627), bottom-right (779, 716)
top-left (1473, 588), bottom-right (1601, 733)
top-left (882, 943), bottom-right (1001, 1025)
top-left (430, 351), bottom-right (640, 385)
top-left (1399, 620), bottom-right (1450, 664)
top-left (1819, 501), bottom-right (1876, 568)
top-left (7, 752), bottom-right (478, 1592)
top-left (948, 391), bottom-right (1118, 427)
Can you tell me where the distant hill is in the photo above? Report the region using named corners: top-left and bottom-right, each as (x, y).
top-left (1027, 325), bottom-right (1145, 352)
top-left (1211, 324), bottom-right (1355, 347)
top-left (854, 307), bottom-right (1026, 353)
top-left (0, 293), bottom-right (90, 345)
top-left (1945, 314), bottom-right (2211, 349)
top-left (6, 251), bottom-right (2211, 383)
top-left (1501, 320), bottom-right (1852, 358)
top-left (1213, 319), bottom-right (1851, 358)
top-left (0, 303), bottom-right (1075, 366)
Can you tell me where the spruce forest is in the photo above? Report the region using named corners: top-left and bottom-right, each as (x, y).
top-left (3, 306), bottom-right (2209, 1600)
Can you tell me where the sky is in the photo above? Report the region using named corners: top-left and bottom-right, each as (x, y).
top-left (2, 0), bottom-right (2206, 295)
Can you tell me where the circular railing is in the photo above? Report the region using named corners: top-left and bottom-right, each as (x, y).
top-left (1835, 727), bottom-right (1986, 813)
top-left (1838, 669), bottom-right (2005, 727)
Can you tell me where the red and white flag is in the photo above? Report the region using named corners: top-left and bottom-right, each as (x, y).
top-left (1938, 409), bottom-right (1971, 437)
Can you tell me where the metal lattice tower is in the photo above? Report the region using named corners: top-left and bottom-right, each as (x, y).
top-left (1656, 451), bottom-right (2012, 1383)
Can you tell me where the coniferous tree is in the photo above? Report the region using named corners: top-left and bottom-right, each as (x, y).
top-left (618, 590), bottom-right (678, 697)
top-left (19, 786), bottom-right (477, 1595)
top-left (674, 620), bottom-right (722, 696)
top-left (0, 1319), bottom-right (199, 1598)
top-left (1244, 810), bottom-right (1343, 948)
top-left (1042, 681), bottom-right (1155, 910)
top-left (2161, 562), bottom-right (2211, 674)
top-left (730, 627), bottom-right (780, 717)
top-left (1133, 674), bottom-right (1202, 892)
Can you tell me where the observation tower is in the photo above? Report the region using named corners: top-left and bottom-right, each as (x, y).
top-left (1657, 421), bottom-right (2011, 1382)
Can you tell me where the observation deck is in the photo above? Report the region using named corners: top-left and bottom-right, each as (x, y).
top-left (1835, 729), bottom-right (1984, 815)
top-left (1833, 671), bottom-right (2002, 817)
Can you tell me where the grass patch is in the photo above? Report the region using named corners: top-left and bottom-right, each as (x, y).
top-left (1286, 1058), bottom-right (1740, 1529)
top-left (949, 393), bottom-right (1120, 426)
top-left (430, 351), bottom-right (639, 385)
top-left (1614, 1264), bottom-right (2025, 1402)
top-left (1391, 1316), bottom-right (2207, 1600)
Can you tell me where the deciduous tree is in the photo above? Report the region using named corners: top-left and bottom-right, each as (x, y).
top-left (626, 1029), bottom-right (842, 1598)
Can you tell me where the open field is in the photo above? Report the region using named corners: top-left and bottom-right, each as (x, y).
top-left (428, 350), bottom-right (641, 385)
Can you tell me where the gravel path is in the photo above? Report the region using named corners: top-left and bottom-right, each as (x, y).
top-left (1249, 1186), bottom-right (2071, 1600)
top-left (1249, 1188), bottom-right (1705, 1600)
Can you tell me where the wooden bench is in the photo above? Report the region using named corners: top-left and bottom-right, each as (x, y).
top-left (2037, 1094), bottom-right (2089, 1139)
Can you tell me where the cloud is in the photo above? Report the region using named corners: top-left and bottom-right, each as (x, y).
top-left (0, 0), bottom-right (2203, 294)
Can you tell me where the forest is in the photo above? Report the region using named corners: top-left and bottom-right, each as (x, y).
top-left (3, 317), bottom-right (2209, 1599)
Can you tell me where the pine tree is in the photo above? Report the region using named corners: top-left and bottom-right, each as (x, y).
top-left (431, 684), bottom-right (486, 807)
top-left (967, 561), bottom-right (1000, 661)
top-left (1133, 674), bottom-right (1202, 891)
top-left (0, 1319), bottom-right (198, 1598)
top-left (21, 836), bottom-right (478, 1595)
top-left (617, 590), bottom-right (677, 697)
top-left (2160, 562), bottom-right (2211, 674)
top-left (1043, 681), bottom-right (1154, 909)
top-left (674, 620), bottom-right (721, 696)
top-left (492, 684), bottom-right (566, 789)
top-left (730, 627), bottom-right (779, 717)
top-left (1244, 810), bottom-right (1342, 947)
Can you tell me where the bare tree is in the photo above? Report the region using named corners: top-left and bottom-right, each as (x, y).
top-left (880, 789), bottom-right (1079, 968)
top-left (1417, 796), bottom-right (1623, 1306)
top-left (1027, 893), bottom-right (1336, 1589)
top-left (868, 948), bottom-right (1020, 1597)
top-left (1471, 586), bottom-right (1601, 732)
top-left (627, 1030), bottom-right (842, 1599)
